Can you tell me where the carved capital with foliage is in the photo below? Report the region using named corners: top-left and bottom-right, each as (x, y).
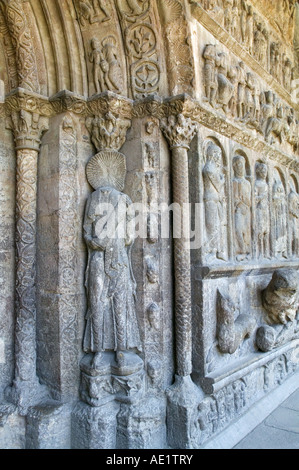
top-left (160, 113), bottom-right (198, 150)
top-left (86, 92), bottom-right (133, 152)
top-left (5, 88), bottom-right (50, 150)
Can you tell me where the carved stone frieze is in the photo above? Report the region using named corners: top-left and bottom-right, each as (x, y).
top-left (190, 1), bottom-right (298, 109)
top-left (0, 0), bottom-right (298, 452)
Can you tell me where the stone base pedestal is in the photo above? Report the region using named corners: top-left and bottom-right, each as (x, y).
top-left (80, 352), bottom-right (145, 406)
top-left (116, 397), bottom-right (167, 449)
top-left (25, 402), bottom-right (72, 449)
top-left (71, 401), bottom-right (120, 449)
top-left (5, 378), bottom-right (50, 416)
top-left (0, 403), bottom-right (25, 449)
top-left (166, 375), bottom-right (204, 449)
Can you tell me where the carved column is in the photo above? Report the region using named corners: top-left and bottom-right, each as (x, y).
top-left (160, 112), bottom-right (197, 378)
top-left (160, 111), bottom-right (203, 448)
top-left (5, 92), bottom-right (49, 412)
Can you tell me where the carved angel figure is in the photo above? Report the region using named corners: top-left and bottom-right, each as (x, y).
top-left (83, 151), bottom-right (142, 370)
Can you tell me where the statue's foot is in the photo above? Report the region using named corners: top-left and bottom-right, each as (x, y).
top-left (92, 352), bottom-right (103, 369)
top-left (217, 251), bottom-right (228, 262)
top-left (116, 351), bottom-right (126, 368)
top-left (113, 351), bottom-right (144, 377)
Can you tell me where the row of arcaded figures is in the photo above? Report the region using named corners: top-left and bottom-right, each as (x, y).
top-left (202, 142), bottom-right (299, 264)
top-left (198, 0), bottom-right (296, 92)
top-left (203, 44), bottom-right (299, 153)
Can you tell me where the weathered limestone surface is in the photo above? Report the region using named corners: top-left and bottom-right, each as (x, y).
top-left (0, 0), bottom-right (298, 449)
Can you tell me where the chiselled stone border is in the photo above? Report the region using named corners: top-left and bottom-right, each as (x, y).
top-left (133, 94), bottom-right (299, 171)
top-left (202, 367), bottom-right (299, 449)
top-left (188, 1), bottom-right (298, 112)
top-left (194, 260), bottom-right (299, 280)
top-left (200, 338), bottom-right (299, 394)
top-left (1, 89), bottom-right (298, 172)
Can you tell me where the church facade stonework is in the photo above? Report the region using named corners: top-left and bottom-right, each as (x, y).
top-left (0, 0), bottom-right (298, 449)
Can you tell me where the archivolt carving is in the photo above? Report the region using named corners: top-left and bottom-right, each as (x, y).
top-left (74, 0), bottom-right (111, 28)
top-left (159, 0), bottom-right (194, 96)
top-left (0, 0), bottom-right (39, 93)
top-left (89, 35), bottom-right (123, 94)
top-left (116, 0), bottom-right (161, 99)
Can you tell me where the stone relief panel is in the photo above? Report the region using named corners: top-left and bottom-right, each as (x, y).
top-left (73, 0), bottom-right (128, 97)
top-left (193, 0), bottom-right (296, 94)
top-left (200, 41), bottom-right (299, 156)
top-left (74, 0), bottom-right (111, 28)
top-left (190, 347), bottom-right (298, 447)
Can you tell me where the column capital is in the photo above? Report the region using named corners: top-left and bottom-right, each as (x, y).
top-left (5, 88), bottom-right (50, 150)
top-left (160, 113), bottom-right (198, 150)
top-left (86, 92), bottom-right (133, 152)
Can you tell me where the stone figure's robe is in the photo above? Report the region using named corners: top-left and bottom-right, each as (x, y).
top-left (83, 186), bottom-right (141, 353)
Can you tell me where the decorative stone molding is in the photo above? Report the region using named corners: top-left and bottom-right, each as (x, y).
top-left (133, 94), bottom-right (299, 171)
top-left (115, 0), bottom-right (162, 99)
top-left (0, 0), bottom-right (39, 93)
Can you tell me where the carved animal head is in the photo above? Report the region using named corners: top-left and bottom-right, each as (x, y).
top-left (262, 269), bottom-right (299, 324)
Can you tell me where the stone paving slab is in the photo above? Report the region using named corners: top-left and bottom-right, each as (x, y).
top-left (282, 389), bottom-right (299, 412)
top-left (265, 407), bottom-right (299, 434)
top-left (234, 422), bottom-right (299, 449)
top-left (234, 388), bottom-right (299, 449)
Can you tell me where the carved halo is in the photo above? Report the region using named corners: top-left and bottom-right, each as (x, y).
top-left (86, 150), bottom-right (127, 191)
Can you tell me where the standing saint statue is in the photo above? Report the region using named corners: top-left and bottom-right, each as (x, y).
top-left (254, 162), bottom-right (270, 259)
top-left (83, 150), bottom-right (142, 371)
top-left (203, 142), bottom-right (227, 262)
top-left (233, 155), bottom-right (252, 261)
top-left (272, 174), bottom-right (288, 259)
